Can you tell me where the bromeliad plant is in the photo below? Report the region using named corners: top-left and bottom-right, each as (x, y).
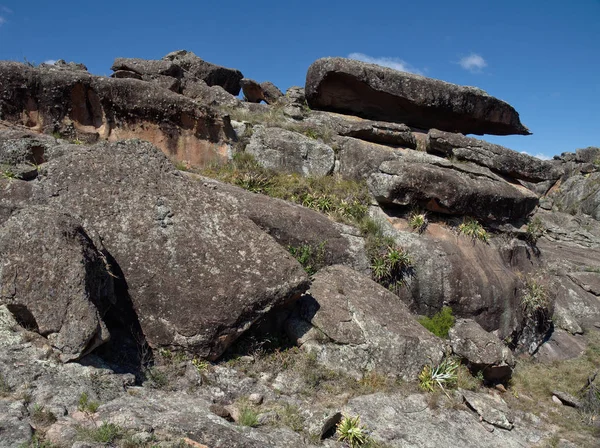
top-left (337, 415), bottom-right (368, 448)
top-left (418, 357), bottom-right (460, 397)
top-left (458, 217), bottom-right (489, 243)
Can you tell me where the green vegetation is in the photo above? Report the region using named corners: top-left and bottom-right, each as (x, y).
top-left (192, 358), bottom-right (210, 374)
top-left (1, 167), bottom-right (17, 180)
top-left (288, 242), bottom-right (326, 276)
top-left (418, 306), bottom-right (455, 339)
top-left (30, 404), bottom-right (57, 427)
top-left (144, 366), bottom-right (169, 389)
top-left (337, 415), bottom-right (368, 448)
top-left (418, 357), bottom-right (459, 396)
top-left (19, 435), bottom-right (58, 448)
top-left (77, 392), bottom-right (99, 414)
top-left (458, 217), bottom-right (489, 242)
top-left (407, 210), bottom-right (428, 233)
top-left (525, 216), bottom-right (545, 243)
top-left (77, 422), bottom-right (123, 444)
top-left (239, 406), bottom-right (260, 427)
top-left (520, 276), bottom-right (550, 316)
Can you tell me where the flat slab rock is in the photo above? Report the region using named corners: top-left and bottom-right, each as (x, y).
top-left (305, 57), bottom-right (530, 136)
top-left (368, 158), bottom-right (539, 222)
top-left (461, 389), bottom-right (514, 430)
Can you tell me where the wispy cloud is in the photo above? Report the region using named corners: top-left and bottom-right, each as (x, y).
top-left (521, 151), bottom-right (551, 161)
top-left (1, 6), bottom-right (12, 13)
top-left (0, 16), bottom-right (6, 26)
top-left (348, 52), bottom-right (423, 75)
top-left (43, 59), bottom-right (57, 65)
top-left (459, 53), bottom-right (487, 73)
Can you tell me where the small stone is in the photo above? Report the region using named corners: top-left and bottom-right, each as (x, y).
top-left (131, 431), bottom-right (154, 444)
top-left (248, 393), bottom-right (263, 405)
top-left (552, 395), bottom-right (562, 404)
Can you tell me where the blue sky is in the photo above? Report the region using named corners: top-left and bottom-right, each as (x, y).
top-left (0, 0), bottom-right (598, 158)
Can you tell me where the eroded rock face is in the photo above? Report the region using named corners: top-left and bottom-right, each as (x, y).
top-left (29, 140), bottom-right (308, 359)
top-left (449, 318), bottom-right (515, 382)
top-left (241, 79), bottom-right (283, 105)
top-left (245, 125), bottom-right (335, 176)
top-left (0, 207), bottom-right (114, 361)
top-left (305, 57), bottom-right (530, 135)
top-left (0, 62), bottom-right (234, 167)
top-left (286, 265), bottom-right (445, 379)
top-left (369, 158), bottom-right (539, 222)
top-left (427, 129), bottom-right (562, 182)
top-left (163, 50), bottom-right (243, 95)
top-left (549, 172), bottom-right (600, 219)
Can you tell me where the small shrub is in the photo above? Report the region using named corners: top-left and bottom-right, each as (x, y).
top-left (192, 358), bottom-right (210, 374)
top-left (408, 210), bottom-right (428, 233)
top-left (30, 404), bottom-right (57, 427)
top-left (525, 216), bottom-right (545, 244)
top-left (458, 217), bottom-right (489, 243)
top-left (144, 366), bottom-right (169, 389)
top-left (337, 415), bottom-right (368, 448)
top-left (288, 242), bottom-right (326, 276)
top-left (279, 403), bottom-right (304, 432)
top-left (418, 357), bottom-right (460, 395)
top-left (77, 392), bottom-right (99, 414)
top-left (20, 435), bottom-right (57, 448)
top-left (418, 306), bottom-right (455, 339)
top-left (239, 407), bottom-right (259, 427)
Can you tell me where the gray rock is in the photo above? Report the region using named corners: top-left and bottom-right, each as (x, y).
top-left (286, 265), bottom-right (445, 379)
top-left (111, 57), bottom-right (182, 77)
top-left (30, 140), bottom-right (309, 359)
top-left (449, 319), bottom-right (515, 382)
top-left (305, 57), bottom-right (530, 135)
top-left (535, 329), bottom-right (587, 363)
top-left (461, 389), bottom-right (514, 430)
top-left (368, 158), bottom-right (539, 222)
top-left (0, 206), bottom-right (114, 361)
top-left (427, 129), bottom-right (563, 182)
top-left (245, 125), bottom-right (335, 176)
top-left (241, 79), bottom-right (284, 105)
top-left (0, 400), bottom-right (32, 448)
top-left (40, 59), bottom-right (88, 72)
top-left (550, 172), bottom-right (600, 220)
top-left (163, 50), bottom-right (243, 95)
top-left (260, 81), bottom-right (284, 104)
top-left (336, 136), bottom-right (402, 180)
top-left (551, 390), bottom-right (582, 408)
top-left (345, 392), bottom-right (540, 447)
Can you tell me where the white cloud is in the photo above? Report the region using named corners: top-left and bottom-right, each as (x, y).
top-left (348, 53), bottom-right (423, 75)
top-left (1, 6), bottom-right (12, 13)
top-left (459, 53), bottom-right (487, 73)
top-left (521, 151), bottom-right (552, 161)
top-left (43, 59), bottom-right (57, 65)
top-left (0, 16), bottom-right (6, 26)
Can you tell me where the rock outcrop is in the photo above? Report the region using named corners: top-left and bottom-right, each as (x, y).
top-left (286, 265), bottom-right (445, 379)
top-left (241, 78), bottom-right (284, 104)
top-left (0, 62), bottom-right (235, 166)
top-left (305, 57), bottom-right (530, 135)
top-left (245, 125), bottom-right (335, 176)
top-left (0, 207), bottom-right (114, 361)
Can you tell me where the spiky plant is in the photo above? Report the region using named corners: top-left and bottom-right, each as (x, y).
top-left (337, 415), bottom-right (368, 447)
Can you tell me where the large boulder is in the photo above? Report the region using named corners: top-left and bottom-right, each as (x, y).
top-left (241, 79), bottom-right (284, 105)
top-left (29, 140), bottom-right (309, 359)
top-left (427, 129), bottom-right (563, 182)
top-left (305, 57), bottom-right (530, 136)
top-left (110, 57), bottom-right (183, 78)
top-left (285, 265), bottom-right (445, 379)
top-left (0, 62), bottom-right (234, 168)
top-left (245, 125), bottom-right (335, 176)
top-left (368, 158), bottom-right (539, 222)
top-left (0, 207), bottom-right (114, 361)
top-left (549, 172), bottom-right (600, 219)
top-left (163, 50), bottom-right (243, 95)
top-left (449, 318), bottom-right (515, 382)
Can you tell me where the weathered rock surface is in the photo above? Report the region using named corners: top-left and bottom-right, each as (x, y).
top-left (246, 125), bottom-right (335, 176)
top-left (344, 393), bottom-right (543, 447)
top-left (305, 57), bottom-right (530, 135)
top-left (0, 207), bottom-right (114, 361)
top-left (286, 265), bottom-right (445, 379)
top-left (241, 78), bottom-right (283, 104)
top-left (550, 172), bottom-right (600, 219)
top-left (427, 129), bottom-right (562, 182)
top-left (193, 175), bottom-right (370, 273)
top-left (163, 50), bottom-right (243, 95)
top-left (111, 57), bottom-right (183, 78)
top-left (461, 389), bottom-right (514, 430)
top-left (368, 158), bottom-right (539, 222)
top-left (535, 329), bottom-right (587, 362)
top-left (29, 140), bottom-right (308, 359)
top-left (0, 62), bottom-right (235, 167)
top-left (337, 136), bottom-right (401, 180)
top-left (450, 319), bottom-right (515, 382)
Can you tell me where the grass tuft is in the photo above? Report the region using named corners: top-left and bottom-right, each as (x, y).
top-left (418, 306), bottom-right (455, 339)
top-left (458, 217), bottom-right (489, 243)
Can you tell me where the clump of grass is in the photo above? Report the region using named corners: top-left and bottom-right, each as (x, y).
top-left (337, 415), bottom-right (368, 448)
top-left (520, 276), bottom-right (550, 317)
top-left (201, 153), bottom-right (370, 224)
top-left (418, 306), bottom-right (455, 339)
top-left (192, 358), bottom-right (210, 374)
top-left (458, 217), bottom-right (489, 243)
top-left (30, 404), bottom-right (57, 427)
top-left (408, 210), bottom-right (428, 233)
top-left (288, 242), bottom-right (326, 276)
top-left (456, 364), bottom-right (483, 391)
top-left (239, 406), bottom-right (259, 427)
top-left (525, 216), bottom-right (545, 244)
top-left (77, 422), bottom-right (123, 444)
top-left (77, 392), bottom-right (99, 414)
top-left (20, 434), bottom-right (58, 448)
top-left (418, 357), bottom-right (460, 396)
top-left (144, 366), bottom-right (169, 389)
